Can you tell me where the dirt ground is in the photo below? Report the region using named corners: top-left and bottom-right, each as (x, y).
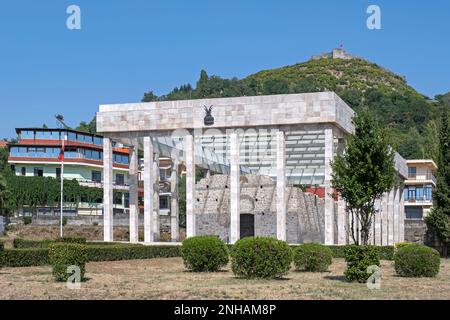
top-left (1, 258), bottom-right (449, 300)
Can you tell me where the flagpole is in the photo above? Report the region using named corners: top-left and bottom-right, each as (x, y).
top-left (60, 134), bottom-right (64, 238)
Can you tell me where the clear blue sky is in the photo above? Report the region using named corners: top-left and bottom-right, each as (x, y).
top-left (0, 0), bottom-right (449, 139)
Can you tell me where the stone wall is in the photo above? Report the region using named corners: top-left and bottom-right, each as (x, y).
top-left (404, 219), bottom-right (440, 247)
top-left (12, 214), bottom-right (171, 232)
top-left (195, 174), bottom-right (325, 243)
top-left (404, 219), bottom-right (428, 244)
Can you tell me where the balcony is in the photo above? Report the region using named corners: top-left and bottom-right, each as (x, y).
top-left (406, 172), bottom-right (437, 186)
top-left (404, 196), bottom-right (433, 205)
top-left (78, 179), bottom-right (130, 191)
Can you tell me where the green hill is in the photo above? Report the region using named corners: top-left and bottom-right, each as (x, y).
top-left (136, 55), bottom-right (445, 159)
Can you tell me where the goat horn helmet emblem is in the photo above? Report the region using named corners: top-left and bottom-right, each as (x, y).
top-left (203, 105), bottom-right (214, 126)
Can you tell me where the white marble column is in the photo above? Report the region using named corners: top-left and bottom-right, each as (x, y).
top-left (399, 187), bottom-right (405, 242)
top-left (337, 198), bottom-right (347, 245)
top-left (374, 198), bottom-right (382, 245)
top-left (276, 131), bottom-right (286, 241)
top-left (103, 137), bottom-right (113, 242)
top-left (387, 189), bottom-right (395, 245)
top-left (170, 160), bottom-right (179, 242)
top-left (230, 133), bottom-right (240, 244)
top-left (129, 145), bottom-right (139, 243)
top-left (185, 134), bottom-right (196, 238)
top-left (324, 128), bottom-right (334, 245)
top-left (393, 187), bottom-right (400, 244)
top-left (381, 192), bottom-right (388, 245)
top-left (143, 137), bottom-right (154, 243)
top-left (153, 152), bottom-right (160, 241)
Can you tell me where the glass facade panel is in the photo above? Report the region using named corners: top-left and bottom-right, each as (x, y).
top-left (67, 132), bottom-right (77, 141)
top-left (21, 131), bottom-right (34, 139)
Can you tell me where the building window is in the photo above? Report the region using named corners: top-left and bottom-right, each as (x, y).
top-left (21, 167), bottom-right (26, 176)
top-left (56, 167), bottom-right (61, 178)
top-left (92, 171), bottom-right (101, 183)
top-left (408, 167), bottom-right (417, 179)
top-left (407, 187), bottom-right (416, 201)
top-left (124, 193), bottom-right (130, 208)
top-left (33, 167), bottom-right (43, 177)
top-left (116, 174), bottom-right (125, 186)
top-left (425, 185), bottom-right (433, 201)
top-left (405, 207), bottom-right (423, 219)
top-left (159, 196), bottom-right (169, 210)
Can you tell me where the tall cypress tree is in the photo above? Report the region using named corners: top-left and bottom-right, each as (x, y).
top-left (425, 107), bottom-right (450, 253)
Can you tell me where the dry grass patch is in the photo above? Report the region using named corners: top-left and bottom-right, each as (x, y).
top-left (1, 258), bottom-right (450, 300)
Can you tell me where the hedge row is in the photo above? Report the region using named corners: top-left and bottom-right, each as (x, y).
top-left (13, 237), bottom-right (86, 249)
top-left (2, 239), bottom-right (396, 268)
top-left (85, 244), bottom-right (181, 262)
top-left (0, 244), bottom-right (182, 267)
top-left (295, 245), bottom-right (395, 260)
top-left (0, 248), bottom-right (50, 267)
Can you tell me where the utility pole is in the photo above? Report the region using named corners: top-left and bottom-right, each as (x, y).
top-left (55, 114), bottom-right (68, 238)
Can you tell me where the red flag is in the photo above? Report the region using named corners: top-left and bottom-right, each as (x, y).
top-left (58, 145), bottom-right (64, 161)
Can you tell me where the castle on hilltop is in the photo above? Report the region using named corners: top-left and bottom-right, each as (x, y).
top-left (311, 48), bottom-right (359, 60)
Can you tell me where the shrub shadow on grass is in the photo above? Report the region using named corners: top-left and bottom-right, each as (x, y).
top-left (182, 270), bottom-right (230, 274)
top-left (294, 269), bottom-right (332, 274)
top-left (232, 276), bottom-right (291, 281)
top-left (323, 275), bottom-right (348, 282)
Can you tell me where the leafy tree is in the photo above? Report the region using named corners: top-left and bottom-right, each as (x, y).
top-left (142, 91), bottom-right (159, 102)
top-left (425, 107), bottom-right (450, 255)
top-left (75, 116), bottom-right (97, 134)
top-left (0, 173), bottom-right (11, 215)
top-left (331, 110), bottom-right (396, 245)
top-left (421, 119), bottom-right (441, 162)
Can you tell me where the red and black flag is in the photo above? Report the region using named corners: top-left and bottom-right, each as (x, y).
top-left (58, 144), bottom-right (65, 161)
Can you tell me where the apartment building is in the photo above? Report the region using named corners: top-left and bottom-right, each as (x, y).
top-left (404, 159), bottom-right (437, 219)
top-left (7, 128), bottom-right (174, 217)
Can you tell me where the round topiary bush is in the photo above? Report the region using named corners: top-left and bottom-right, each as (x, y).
top-left (231, 237), bottom-right (293, 279)
top-left (344, 245), bottom-right (380, 283)
top-left (181, 236), bottom-right (229, 272)
top-left (293, 243), bottom-right (333, 272)
top-left (394, 243), bottom-right (440, 277)
top-left (49, 243), bottom-right (87, 282)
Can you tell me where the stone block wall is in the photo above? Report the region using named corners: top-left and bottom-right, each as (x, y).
top-left (195, 174), bottom-right (325, 243)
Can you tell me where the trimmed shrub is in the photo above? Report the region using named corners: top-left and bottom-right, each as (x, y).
top-left (0, 248), bottom-right (49, 267)
top-left (55, 237), bottom-right (86, 244)
top-left (394, 244), bottom-right (440, 277)
top-left (310, 245), bottom-right (394, 260)
top-left (344, 245), bottom-right (380, 283)
top-left (326, 245), bottom-right (347, 259)
top-left (13, 237), bottom-right (86, 249)
top-left (231, 237), bottom-right (293, 279)
top-left (49, 243), bottom-right (87, 282)
top-left (378, 246), bottom-right (395, 260)
top-left (293, 243), bottom-right (332, 272)
top-left (395, 242), bottom-right (412, 250)
top-left (1, 244), bottom-right (181, 268)
top-left (0, 241), bottom-right (4, 251)
top-left (13, 238), bottom-right (53, 249)
top-left (85, 244), bottom-right (181, 262)
top-left (23, 216), bottom-right (32, 225)
top-left (181, 236), bottom-right (229, 272)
